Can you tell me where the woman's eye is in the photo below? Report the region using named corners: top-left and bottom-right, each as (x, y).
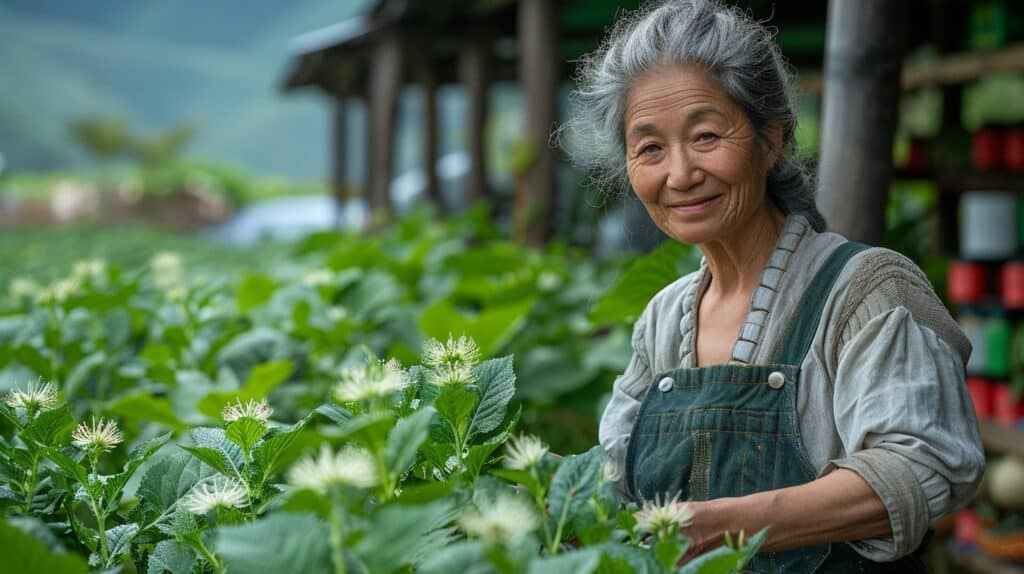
top-left (696, 132), bottom-right (718, 143)
top-left (640, 143), bottom-right (661, 155)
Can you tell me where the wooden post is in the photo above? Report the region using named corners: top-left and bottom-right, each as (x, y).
top-left (368, 32), bottom-right (404, 214)
top-left (817, 0), bottom-right (907, 244)
top-left (458, 39), bottom-right (490, 206)
top-left (331, 98), bottom-right (349, 223)
top-left (421, 62), bottom-right (441, 208)
top-left (517, 0), bottom-right (559, 246)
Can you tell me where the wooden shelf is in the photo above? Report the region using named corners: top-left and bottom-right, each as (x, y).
top-left (979, 421), bottom-right (1024, 459)
top-left (949, 545), bottom-right (1024, 574)
top-left (801, 43), bottom-right (1024, 95)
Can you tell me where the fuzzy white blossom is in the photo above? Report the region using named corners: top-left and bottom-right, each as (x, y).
top-left (633, 492), bottom-right (694, 538)
top-left (302, 268), bottom-right (334, 288)
top-left (327, 306), bottom-right (349, 322)
top-left (458, 492), bottom-right (540, 546)
top-left (287, 444), bottom-right (378, 492)
top-left (150, 252), bottom-right (184, 290)
top-left (38, 277), bottom-right (81, 304)
top-left (333, 359), bottom-right (410, 403)
top-left (8, 277), bottom-right (39, 301)
top-left (71, 418), bottom-right (124, 453)
top-left (221, 399), bottom-right (273, 423)
top-left (536, 271), bottom-right (563, 292)
top-left (503, 434), bottom-right (548, 470)
top-left (181, 477), bottom-right (248, 515)
top-left (4, 380), bottom-right (60, 414)
top-left (422, 336), bottom-right (480, 369)
top-left (71, 259), bottom-right (107, 282)
top-left (427, 362), bottom-right (476, 387)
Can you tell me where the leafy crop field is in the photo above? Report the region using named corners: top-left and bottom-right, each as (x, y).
top-left (0, 209), bottom-right (766, 573)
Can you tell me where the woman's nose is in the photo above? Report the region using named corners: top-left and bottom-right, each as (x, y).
top-left (665, 146), bottom-right (702, 190)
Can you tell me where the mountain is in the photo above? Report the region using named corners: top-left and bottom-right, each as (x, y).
top-left (0, 0), bottom-right (375, 180)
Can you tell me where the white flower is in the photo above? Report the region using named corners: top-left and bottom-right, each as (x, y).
top-left (327, 306), bottom-right (349, 322)
top-left (427, 362), bottom-right (476, 387)
top-left (37, 277), bottom-right (81, 303)
top-left (71, 417), bottom-right (123, 453)
top-left (536, 271), bottom-right (563, 292)
top-left (303, 269), bottom-right (334, 288)
top-left (287, 444), bottom-right (378, 492)
top-left (601, 457), bottom-right (622, 483)
top-left (633, 492), bottom-right (693, 538)
top-left (422, 336), bottom-right (480, 369)
top-left (221, 399), bottom-right (273, 423)
top-left (4, 380), bottom-right (60, 413)
top-left (181, 477), bottom-right (248, 514)
top-left (333, 359), bottom-right (409, 403)
top-left (8, 277), bottom-right (38, 301)
top-left (458, 492), bottom-right (540, 546)
top-left (150, 252), bottom-right (184, 290)
top-left (71, 259), bottom-right (106, 281)
top-left (503, 434), bottom-right (548, 470)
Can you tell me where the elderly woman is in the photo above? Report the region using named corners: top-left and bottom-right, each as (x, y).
top-left (566, 1), bottom-right (986, 571)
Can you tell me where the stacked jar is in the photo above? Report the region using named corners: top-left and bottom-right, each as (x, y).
top-left (950, 191), bottom-right (1024, 429)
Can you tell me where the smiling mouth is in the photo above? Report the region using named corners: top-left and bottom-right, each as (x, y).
top-left (669, 195), bottom-right (721, 212)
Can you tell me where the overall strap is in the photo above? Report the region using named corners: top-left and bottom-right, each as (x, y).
top-left (771, 241), bottom-right (869, 366)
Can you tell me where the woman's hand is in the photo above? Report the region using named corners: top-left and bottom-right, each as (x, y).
top-left (676, 468), bottom-right (893, 561)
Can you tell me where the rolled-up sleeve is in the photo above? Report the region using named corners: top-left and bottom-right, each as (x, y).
top-left (599, 316), bottom-right (652, 498)
top-left (825, 306), bottom-right (985, 561)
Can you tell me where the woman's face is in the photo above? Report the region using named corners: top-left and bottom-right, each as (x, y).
top-left (623, 65), bottom-right (779, 246)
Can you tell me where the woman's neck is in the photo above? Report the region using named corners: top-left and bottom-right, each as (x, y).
top-left (699, 204), bottom-right (787, 299)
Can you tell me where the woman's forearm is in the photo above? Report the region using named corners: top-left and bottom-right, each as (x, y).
top-left (684, 468), bottom-right (892, 555)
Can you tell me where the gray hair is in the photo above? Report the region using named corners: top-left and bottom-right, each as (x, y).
top-left (560, 0), bottom-right (826, 231)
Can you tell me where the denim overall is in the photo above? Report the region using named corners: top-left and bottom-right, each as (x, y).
top-left (625, 242), bottom-right (927, 573)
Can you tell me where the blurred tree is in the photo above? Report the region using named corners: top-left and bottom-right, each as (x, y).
top-left (69, 115), bottom-right (197, 166)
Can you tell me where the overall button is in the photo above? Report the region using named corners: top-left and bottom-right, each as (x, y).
top-left (767, 371), bottom-right (786, 389)
top-left (657, 377), bottom-right (674, 392)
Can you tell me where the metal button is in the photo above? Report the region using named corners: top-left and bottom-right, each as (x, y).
top-left (767, 371), bottom-right (786, 389)
top-left (657, 376), bottom-right (674, 392)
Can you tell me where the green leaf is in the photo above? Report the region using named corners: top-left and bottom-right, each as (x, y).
top-left (184, 427), bottom-right (244, 475)
top-left (105, 522), bottom-right (139, 562)
top-left (385, 407), bottom-right (436, 480)
top-left (226, 418), bottom-right (267, 455)
top-left (547, 447), bottom-right (603, 533)
top-left (179, 446), bottom-right (232, 476)
top-left (136, 453), bottom-right (213, 519)
top-left (418, 298), bottom-right (534, 358)
top-left (147, 539), bottom-right (196, 574)
top-left (654, 537), bottom-right (685, 571)
top-left (237, 274), bottom-right (278, 313)
top-left (594, 543), bottom-right (661, 574)
top-left (527, 549), bottom-right (601, 574)
top-left (21, 405), bottom-right (76, 447)
top-left (253, 417), bottom-right (310, 479)
top-left (467, 357), bottom-right (516, 441)
top-left (417, 541), bottom-right (491, 574)
top-left (105, 433), bottom-right (172, 505)
top-left (314, 403), bottom-right (352, 426)
top-left (335, 412), bottom-right (395, 449)
top-left (590, 240), bottom-right (699, 326)
top-left (40, 447), bottom-right (89, 486)
top-left (215, 512), bottom-right (331, 574)
top-left (352, 500), bottom-right (455, 573)
top-left (0, 518), bottom-right (87, 574)
top-left (64, 352), bottom-right (106, 399)
top-left (197, 360), bottom-right (293, 419)
top-left (677, 545), bottom-right (741, 574)
top-left (107, 393), bottom-right (185, 431)
top-left (434, 388), bottom-right (478, 442)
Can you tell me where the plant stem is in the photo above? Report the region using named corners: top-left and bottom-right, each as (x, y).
top-left (194, 536), bottom-right (226, 574)
top-left (328, 489), bottom-right (347, 574)
top-left (548, 496), bottom-right (572, 555)
top-left (22, 452), bottom-right (40, 514)
top-left (90, 497), bottom-right (110, 565)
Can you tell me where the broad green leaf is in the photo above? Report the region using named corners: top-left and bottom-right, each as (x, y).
top-left (105, 522), bottom-right (139, 562)
top-left (64, 352), bottom-right (106, 399)
top-left (527, 549), bottom-right (601, 574)
top-left (216, 327), bottom-right (294, 382)
top-left (215, 512), bottom-right (331, 574)
top-left (353, 500), bottom-right (455, 573)
top-left (136, 453), bottom-right (213, 518)
top-left (185, 427), bottom-right (243, 474)
top-left (237, 274), bottom-right (278, 313)
top-left (5, 516), bottom-right (66, 553)
top-left (385, 407), bottom-right (436, 480)
top-left (676, 546), bottom-right (740, 574)
top-left (40, 447), bottom-right (89, 486)
top-left (590, 240), bottom-right (699, 326)
top-left (105, 433), bottom-right (172, 506)
top-left (335, 412), bottom-right (395, 449)
top-left (467, 357), bottom-right (515, 441)
top-left (0, 518), bottom-right (87, 574)
top-left (417, 541), bottom-right (491, 574)
top-left (179, 446), bottom-right (232, 476)
top-left (147, 539), bottom-right (196, 574)
top-left (654, 537), bottom-right (685, 571)
top-left (418, 298), bottom-right (534, 358)
top-left (594, 543), bottom-right (661, 574)
top-left (547, 447), bottom-right (603, 532)
top-left (21, 405), bottom-right (76, 447)
top-left (394, 480), bottom-right (459, 504)
top-left (434, 388), bottom-right (478, 441)
top-left (197, 360), bottom-right (292, 419)
top-left (107, 393), bottom-right (185, 431)
top-left (314, 403), bottom-right (352, 426)
top-left (225, 418), bottom-right (267, 455)
top-left (253, 417), bottom-right (310, 479)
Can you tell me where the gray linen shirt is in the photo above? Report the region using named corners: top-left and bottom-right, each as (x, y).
top-left (599, 215), bottom-right (985, 562)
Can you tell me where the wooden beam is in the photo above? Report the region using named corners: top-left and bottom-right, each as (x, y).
top-left (817, 0), bottom-right (907, 245)
top-left (420, 63), bottom-right (441, 207)
top-left (517, 0), bottom-right (559, 246)
top-left (331, 98), bottom-right (349, 219)
top-left (367, 32), bottom-right (404, 214)
top-left (459, 39), bottom-right (490, 205)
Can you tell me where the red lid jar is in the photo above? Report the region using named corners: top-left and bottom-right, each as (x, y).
top-left (973, 127), bottom-right (1004, 171)
top-left (1005, 126), bottom-right (1024, 173)
top-left (1001, 262), bottom-right (1024, 309)
top-left (949, 260), bottom-right (987, 304)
